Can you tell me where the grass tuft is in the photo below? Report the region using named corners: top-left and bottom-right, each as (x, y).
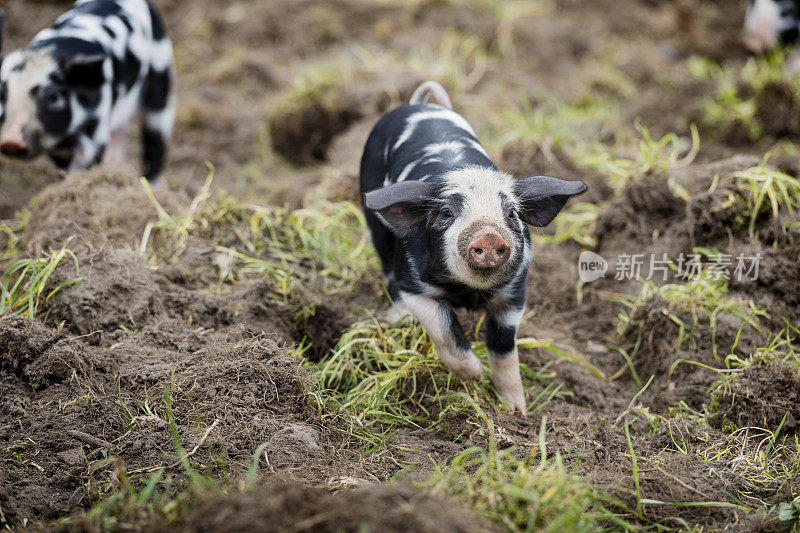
top-left (727, 160), bottom-right (800, 236)
top-left (0, 246), bottom-right (82, 319)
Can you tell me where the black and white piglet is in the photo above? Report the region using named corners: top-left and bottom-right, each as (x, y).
top-left (360, 81), bottom-right (586, 414)
top-left (743, 0), bottom-right (800, 52)
top-left (0, 0), bottom-right (175, 182)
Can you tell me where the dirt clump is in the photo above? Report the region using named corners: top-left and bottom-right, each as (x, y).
top-left (755, 81), bottom-right (800, 139)
top-left (710, 361), bottom-right (800, 434)
top-left (158, 483), bottom-right (496, 533)
top-left (24, 170), bottom-right (188, 255)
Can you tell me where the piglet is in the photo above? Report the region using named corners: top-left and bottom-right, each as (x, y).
top-left (360, 81), bottom-right (586, 415)
top-left (0, 0), bottom-right (175, 182)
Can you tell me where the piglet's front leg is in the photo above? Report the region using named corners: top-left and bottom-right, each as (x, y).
top-left (400, 292), bottom-right (483, 380)
top-left (487, 309), bottom-right (527, 415)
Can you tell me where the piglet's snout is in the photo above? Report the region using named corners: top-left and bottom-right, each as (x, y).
top-left (468, 227), bottom-right (510, 270)
top-left (743, 27), bottom-right (776, 52)
top-left (743, 2), bottom-right (779, 52)
top-left (0, 117), bottom-right (29, 156)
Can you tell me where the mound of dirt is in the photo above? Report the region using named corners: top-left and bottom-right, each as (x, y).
top-left (39, 246), bottom-right (294, 347)
top-left (24, 170), bottom-right (188, 255)
top-left (710, 361), bottom-right (800, 434)
top-left (160, 483), bottom-right (495, 533)
top-left (595, 155), bottom-right (760, 258)
top-left (0, 159), bottom-right (63, 220)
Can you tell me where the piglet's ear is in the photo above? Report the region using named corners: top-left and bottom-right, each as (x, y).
top-left (364, 180), bottom-right (435, 235)
top-left (65, 53), bottom-right (106, 89)
top-left (514, 175), bottom-right (587, 227)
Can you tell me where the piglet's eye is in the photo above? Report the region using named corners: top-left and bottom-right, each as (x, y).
top-left (39, 87), bottom-right (66, 111)
top-left (508, 208), bottom-right (517, 219)
top-left (440, 208), bottom-right (454, 219)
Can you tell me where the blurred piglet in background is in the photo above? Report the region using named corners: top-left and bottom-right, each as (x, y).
top-left (743, 0), bottom-right (800, 72)
top-left (0, 0), bottom-right (175, 182)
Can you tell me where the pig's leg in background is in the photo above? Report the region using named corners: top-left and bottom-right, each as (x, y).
top-left (70, 133), bottom-right (108, 172)
top-left (486, 307), bottom-right (527, 415)
top-left (400, 292), bottom-right (483, 380)
top-left (141, 63), bottom-right (176, 183)
top-left (104, 126), bottom-right (128, 167)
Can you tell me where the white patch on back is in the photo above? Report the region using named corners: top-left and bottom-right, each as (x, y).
top-left (392, 109), bottom-right (477, 151)
top-left (396, 160), bottom-right (419, 182)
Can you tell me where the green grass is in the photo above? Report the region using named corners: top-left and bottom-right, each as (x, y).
top-left (418, 398), bottom-right (633, 532)
top-left (689, 49), bottom-right (797, 140)
top-left (493, 95), bottom-right (698, 247)
top-left (139, 168), bottom-right (215, 263)
top-left (604, 267), bottom-right (767, 372)
top-left (0, 246), bottom-right (82, 318)
top-left (727, 160), bottom-right (800, 236)
top-left (139, 167), bottom-right (378, 295)
top-left (240, 199), bottom-right (378, 293)
top-left (531, 201), bottom-right (600, 248)
top-left (269, 63), bottom-right (346, 121)
top-left (215, 198), bottom-right (378, 297)
top-left (494, 94), bottom-right (698, 194)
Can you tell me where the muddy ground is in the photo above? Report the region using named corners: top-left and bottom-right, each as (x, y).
top-left (1, 0), bottom-right (799, 531)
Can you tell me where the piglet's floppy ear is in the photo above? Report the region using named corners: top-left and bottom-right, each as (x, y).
top-left (364, 180), bottom-right (435, 235)
top-left (65, 53), bottom-right (106, 89)
top-left (514, 175), bottom-right (587, 227)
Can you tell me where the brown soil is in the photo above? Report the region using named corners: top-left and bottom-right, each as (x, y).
top-left (710, 361), bottom-right (800, 434)
top-left (151, 483), bottom-right (497, 533)
top-left (0, 0), bottom-right (798, 530)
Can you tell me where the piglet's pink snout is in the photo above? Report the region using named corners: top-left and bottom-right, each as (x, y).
top-left (0, 117), bottom-right (29, 156)
top-left (743, 18), bottom-right (778, 52)
top-left (468, 227), bottom-right (510, 270)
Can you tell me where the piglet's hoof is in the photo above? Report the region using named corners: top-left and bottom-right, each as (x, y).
top-left (501, 390), bottom-right (527, 417)
top-left (494, 379), bottom-right (527, 416)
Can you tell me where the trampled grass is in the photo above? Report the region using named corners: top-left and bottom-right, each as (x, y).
top-left (419, 398), bottom-right (634, 532)
top-left (531, 201), bottom-right (600, 248)
top-left (304, 311), bottom-right (606, 453)
top-left (139, 168), bottom-right (379, 295)
top-left (697, 327), bottom-right (800, 522)
top-left (139, 168), bottom-right (215, 263)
